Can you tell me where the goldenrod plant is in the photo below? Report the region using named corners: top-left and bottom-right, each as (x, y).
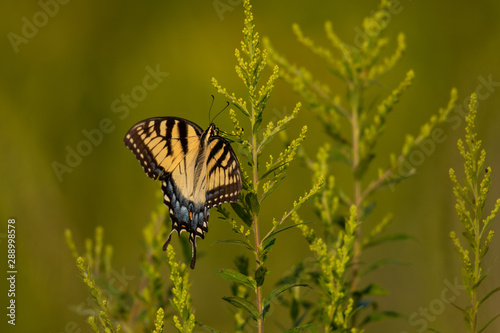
top-left (166, 244), bottom-right (196, 333)
top-left (152, 307), bottom-right (165, 333)
top-left (76, 256), bottom-right (121, 333)
top-left (66, 195), bottom-right (179, 332)
top-left (449, 93), bottom-right (500, 333)
top-left (263, 0), bottom-right (457, 330)
top-left (211, 0), bottom-right (322, 331)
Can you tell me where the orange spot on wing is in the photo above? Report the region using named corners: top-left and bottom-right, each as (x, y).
top-left (189, 212), bottom-right (193, 220)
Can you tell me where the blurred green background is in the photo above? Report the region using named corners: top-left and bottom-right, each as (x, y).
top-left (1, 0), bottom-right (500, 332)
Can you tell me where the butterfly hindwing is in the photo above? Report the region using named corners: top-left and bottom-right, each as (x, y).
top-left (161, 176), bottom-right (208, 269)
top-left (205, 137), bottom-right (242, 209)
top-left (124, 117), bottom-right (242, 269)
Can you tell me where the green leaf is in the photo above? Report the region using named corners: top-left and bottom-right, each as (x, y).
top-left (196, 321), bottom-right (221, 333)
top-left (364, 233), bottom-right (413, 248)
top-left (262, 237), bottom-right (276, 261)
top-left (330, 149), bottom-right (351, 166)
top-left (355, 153), bottom-right (375, 179)
top-left (245, 192), bottom-right (260, 214)
top-left (232, 102), bottom-right (249, 117)
top-left (215, 205), bottom-right (230, 220)
top-left (478, 286), bottom-right (500, 308)
top-left (234, 255), bottom-right (249, 276)
top-left (360, 258), bottom-right (405, 276)
top-left (472, 272), bottom-right (488, 290)
top-left (231, 203), bottom-right (252, 227)
top-left (478, 313), bottom-right (500, 333)
top-left (450, 302), bottom-right (468, 318)
top-left (254, 266), bottom-right (267, 287)
top-left (261, 175), bottom-right (286, 202)
top-left (283, 323), bottom-right (319, 332)
top-left (253, 113), bottom-right (263, 134)
top-left (262, 222), bottom-right (313, 244)
top-left (213, 239), bottom-right (254, 252)
top-left (361, 201), bottom-right (376, 219)
top-left (259, 162), bottom-right (287, 182)
top-left (360, 311), bottom-right (402, 326)
top-left (462, 231), bottom-right (475, 248)
top-left (215, 268), bottom-right (256, 289)
top-left (264, 284), bottom-right (309, 309)
top-left (290, 297), bottom-right (299, 322)
top-left (358, 283), bottom-right (388, 296)
top-left (222, 296), bottom-right (259, 321)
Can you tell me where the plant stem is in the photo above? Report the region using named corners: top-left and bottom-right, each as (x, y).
top-left (251, 103), bottom-right (264, 333)
top-left (350, 82), bottom-right (362, 295)
top-left (470, 189), bottom-right (481, 332)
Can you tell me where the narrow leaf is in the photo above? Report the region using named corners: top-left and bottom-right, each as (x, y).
top-left (360, 258), bottom-right (404, 276)
top-left (264, 283), bottom-right (309, 308)
top-left (355, 153), bottom-right (375, 179)
top-left (360, 311), bottom-right (402, 326)
top-left (245, 192), bottom-right (260, 214)
top-left (232, 102), bottom-right (249, 117)
top-left (262, 222), bottom-right (313, 244)
top-left (215, 268), bottom-right (256, 289)
top-left (196, 321), bottom-right (221, 333)
top-left (259, 162), bottom-right (287, 182)
top-left (361, 201), bottom-right (376, 219)
top-left (358, 283), bottom-right (388, 296)
top-left (478, 286), bottom-right (500, 308)
top-left (231, 203), bottom-right (252, 227)
top-left (283, 323), bottom-right (319, 332)
top-left (262, 237), bottom-right (276, 260)
top-left (213, 239), bottom-right (254, 252)
top-left (478, 314), bottom-right (500, 333)
top-left (254, 266), bottom-right (267, 287)
top-left (222, 296), bottom-right (259, 321)
top-left (472, 272), bottom-right (488, 290)
top-left (364, 233), bottom-right (413, 248)
top-left (450, 302), bottom-right (469, 317)
top-left (261, 176), bottom-right (286, 202)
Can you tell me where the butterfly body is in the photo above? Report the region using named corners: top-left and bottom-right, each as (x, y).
top-left (124, 117), bottom-right (242, 268)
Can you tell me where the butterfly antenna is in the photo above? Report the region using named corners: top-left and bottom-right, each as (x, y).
top-left (211, 101), bottom-right (230, 124)
top-left (208, 95), bottom-right (215, 125)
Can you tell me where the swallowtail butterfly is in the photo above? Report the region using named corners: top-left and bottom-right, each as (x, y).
top-left (124, 117), bottom-right (242, 268)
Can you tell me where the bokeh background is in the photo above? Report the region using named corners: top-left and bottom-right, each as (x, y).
top-left (1, 0), bottom-right (500, 332)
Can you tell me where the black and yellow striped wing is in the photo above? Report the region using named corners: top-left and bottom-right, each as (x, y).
top-left (124, 117), bottom-right (204, 180)
top-left (124, 117), bottom-right (242, 269)
top-left (205, 137), bottom-right (242, 208)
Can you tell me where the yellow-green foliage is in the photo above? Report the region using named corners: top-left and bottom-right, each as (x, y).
top-left (449, 93), bottom-right (500, 333)
top-left (64, 1), bottom-right (498, 333)
top-left (66, 196), bottom-right (173, 332)
top-left (212, 1), bottom-right (322, 332)
top-left (264, 0), bottom-right (458, 330)
top-left (152, 307), bottom-right (165, 333)
top-left (76, 256), bottom-right (121, 333)
top-left (166, 245), bottom-right (196, 333)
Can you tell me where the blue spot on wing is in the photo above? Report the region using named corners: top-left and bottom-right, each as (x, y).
top-left (161, 177), bottom-right (209, 269)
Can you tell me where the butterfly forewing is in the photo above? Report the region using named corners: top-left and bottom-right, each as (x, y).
top-left (124, 117), bottom-right (242, 269)
top-left (124, 117), bottom-right (203, 180)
